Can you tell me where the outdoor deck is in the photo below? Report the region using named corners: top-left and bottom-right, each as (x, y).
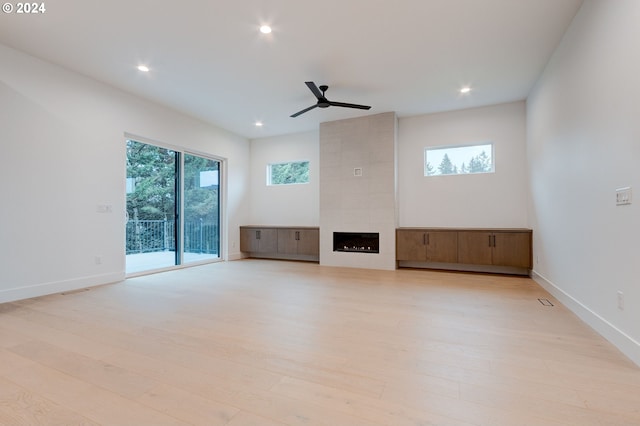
top-left (126, 251), bottom-right (219, 274)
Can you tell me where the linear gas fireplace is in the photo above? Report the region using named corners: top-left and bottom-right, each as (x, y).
top-left (333, 232), bottom-right (379, 254)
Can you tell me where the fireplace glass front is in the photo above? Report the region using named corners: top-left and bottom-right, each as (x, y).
top-left (333, 232), bottom-right (379, 254)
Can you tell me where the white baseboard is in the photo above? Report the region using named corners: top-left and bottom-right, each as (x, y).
top-left (531, 270), bottom-right (640, 367)
top-left (0, 272), bottom-right (125, 304)
top-left (227, 252), bottom-right (246, 261)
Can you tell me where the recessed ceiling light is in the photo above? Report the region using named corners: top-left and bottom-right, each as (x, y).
top-left (137, 65), bottom-right (150, 72)
top-left (460, 86), bottom-right (471, 94)
top-left (255, 121), bottom-right (263, 127)
top-left (259, 25), bottom-right (272, 34)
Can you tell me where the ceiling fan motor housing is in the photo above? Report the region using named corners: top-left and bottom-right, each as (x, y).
top-left (318, 85), bottom-right (330, 107)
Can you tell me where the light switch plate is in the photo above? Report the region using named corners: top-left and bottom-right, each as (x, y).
top-left (616, 187), bottom-right (632, 206)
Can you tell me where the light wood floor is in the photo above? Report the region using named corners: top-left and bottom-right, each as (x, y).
top-left (1, 260), bottom-right (639, 425)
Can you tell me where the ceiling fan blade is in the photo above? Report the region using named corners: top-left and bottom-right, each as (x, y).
top-left (328, 101), bottom-right (371, 110)
top-left (290, 104), bottom-right (319, 118)
top-left (305, 81), bottom-right (324, 99)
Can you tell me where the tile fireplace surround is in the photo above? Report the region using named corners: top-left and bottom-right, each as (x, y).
top-left (319, 112), bottom-right (398, 270)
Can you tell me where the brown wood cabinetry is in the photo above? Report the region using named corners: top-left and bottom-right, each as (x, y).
top-left (277, 228), bottom-right (320, 257)
top-left (457, 230), bottom-right (532, 268)
top-left (396, 230), bottom-right (458, 263)
top-left (397, 228), bottom-right (532, 274)
top-left (240, 227), bottom-right (277, 253)
top-left (240, 226), bottom-right (319, 262)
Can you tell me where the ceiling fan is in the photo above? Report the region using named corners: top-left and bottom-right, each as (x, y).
top-left (290, 81), bottom-right (371, 118)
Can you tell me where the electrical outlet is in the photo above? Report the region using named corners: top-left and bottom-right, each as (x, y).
top-left (616, 187), bottom-right (632, 206)
top-left (617, 291), bottom-right (624, 311)
top-left (95, 255), bottom-right (103, 265)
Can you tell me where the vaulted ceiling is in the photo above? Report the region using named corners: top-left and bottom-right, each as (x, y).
top-left (0, 0), bottom-right (583, 139)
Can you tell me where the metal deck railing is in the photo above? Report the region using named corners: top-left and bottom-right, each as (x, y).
top-left (126, 219), bottom-right (219, 255)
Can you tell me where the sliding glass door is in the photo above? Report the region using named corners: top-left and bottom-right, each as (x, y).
top-left (183, 153), bottom-right (220, 264)
top-left (126, 139), bottom-right (220, 274)
top-left (126, 140), bottom-right (178, 273)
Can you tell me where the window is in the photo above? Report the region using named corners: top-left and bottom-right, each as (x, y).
top-left (125, 139), bottom-right (221, 274)
top-left (424, 142), bottom-right (494, 176)
top-left (268, 161), bottom-right (309, 185)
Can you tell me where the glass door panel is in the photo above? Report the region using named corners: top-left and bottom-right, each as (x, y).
top-left (126, 140), bottom-right (178, 273)
top-left (183, 154), bottom-right (220, 263)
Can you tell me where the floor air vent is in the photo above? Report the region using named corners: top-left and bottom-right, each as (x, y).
top-left (538, 298), bottom-right (554, 307)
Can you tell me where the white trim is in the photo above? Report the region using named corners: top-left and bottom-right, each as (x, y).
top-left (531, 270), bottom-right (640, 367)
top-left (220, 157), bottom-right (228, 261)
top-left (0, 272), bottom-right (125, 304)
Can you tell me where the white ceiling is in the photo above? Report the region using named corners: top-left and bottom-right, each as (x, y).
top-left (0, 0), bottom-right (583, 139)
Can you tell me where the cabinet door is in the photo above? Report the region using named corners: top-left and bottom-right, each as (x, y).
top-left (457, 231), bottom-right (493, 265)
top-left (240, 227), bottom-right (277, 253)
top-left (396, 230), bottom-right (427, 261)
top-left (426, 231), bottom-right (458, 263)
top-left (493, 232), bottom-right (532, 268)
top-left (277, 229), bottom-right (299, 255)
top-left (240, 227), bottom-right (259, 252)
top-left (296, 229), bottom-right (320, 256)
top-left (257, 228), bottom-right (278, 253)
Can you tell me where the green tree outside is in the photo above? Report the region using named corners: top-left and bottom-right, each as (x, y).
top-left (425, 161), bottom-right (435, 176)
top-left (438, 154), bottom-right (455, 175)
top-left (468, 151), bottom-right (492, 173)
top-left (126, 140), bottom-right (220, 255)
top-left (126, 140), bottom-right (177, 221)
top-left (270, 161), bottom-right (309, 185)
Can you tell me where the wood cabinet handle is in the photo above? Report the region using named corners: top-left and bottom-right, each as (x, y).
top-left (426, 233), bottom-right (430, 245)
top-left (256, 230), bottom-right (261, 240)
top-left (295, 231), bottom-right (300, 240)
top-left (423, 233), bottom-right (426, 245)
top-left (488, 235), bottom-right (492, 247)
top-left (492, 235), bottom-right (496, 247)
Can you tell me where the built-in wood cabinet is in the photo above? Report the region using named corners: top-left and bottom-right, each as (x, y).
top-left (397, 228), bottom-right (532, 274)
top-left (240, 227), bottom-right (277, 253)
top-left (457, 230), bottom-right (532, 268)
top-left (277, 228), bottom-right (320, 257)
top-left (240, 226), bottom-right (319, 262)
top-left (396, 229), bottom-right (458, 263)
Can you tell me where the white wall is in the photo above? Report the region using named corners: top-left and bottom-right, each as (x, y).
top-left (249, 104), bottom-right (528, 270)
top-left (398, 102), bottom-right (529, 228)
top-left (527, 0), bottom-right (640, 365)
top-left (0, 43), bottom-right (250, 302)
top-left (248, 131), bottom-right (319, 226)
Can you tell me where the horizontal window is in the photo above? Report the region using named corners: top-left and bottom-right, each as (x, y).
top-left (425, 142), bottom-right (494, 176)
top-left (267, 161), bottom-right (310, 185)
